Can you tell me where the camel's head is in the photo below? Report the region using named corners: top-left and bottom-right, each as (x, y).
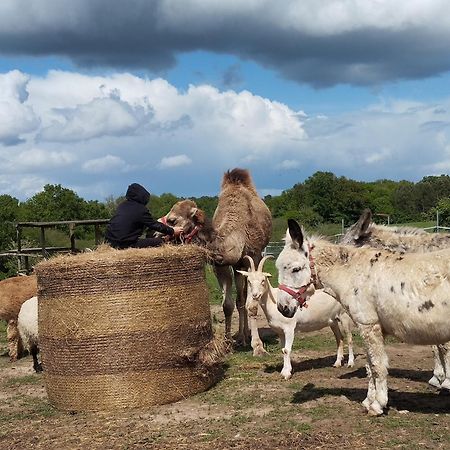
top-left (276, 219), bottom-right (314, 318)
top-left (163, 200), bottom-right (206, 235)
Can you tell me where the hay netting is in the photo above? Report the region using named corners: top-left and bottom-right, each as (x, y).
top-left (35, 244), bottom-right (225, 411)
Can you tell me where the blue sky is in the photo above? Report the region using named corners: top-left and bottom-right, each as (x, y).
top-left (1, 1), bottom-right (450, 201)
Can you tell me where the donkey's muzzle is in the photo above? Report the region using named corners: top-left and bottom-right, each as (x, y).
top-left (277, 303), bottom-right (297, 319)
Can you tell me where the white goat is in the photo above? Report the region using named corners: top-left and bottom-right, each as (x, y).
top-left (17, 296), bottom-right (41, 373)
top-left (238, 256), bottom-right (354, 380)
top-left (277, 219), bottom-right (450, 416)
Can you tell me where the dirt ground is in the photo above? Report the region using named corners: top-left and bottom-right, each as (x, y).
top-left (1, 306), bottom-right (449, 450)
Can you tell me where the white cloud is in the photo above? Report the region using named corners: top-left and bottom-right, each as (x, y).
top-left (0, 148), bottom-right (76, 173)
top-left (0, 70), bottom-right (40, 145)
top-left (82, 155), bottom-right (133, 174)
top-left (276, 160), bottom-right (301, 170)
top-left (158, 154), bottom-right (192, 169)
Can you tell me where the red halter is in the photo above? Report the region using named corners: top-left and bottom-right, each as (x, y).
top-left (278, 244), bottom-right (317, 309)
top-left (278, 283), bottom-right (310, 308)
top-left (158, 215), bottom-right (201, 244)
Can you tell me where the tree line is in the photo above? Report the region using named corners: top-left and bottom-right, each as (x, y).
top-left (1, 172), bottom-right (450, 277)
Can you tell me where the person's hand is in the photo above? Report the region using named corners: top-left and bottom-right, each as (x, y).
top-left (172, 226), bottom-right (184, 237)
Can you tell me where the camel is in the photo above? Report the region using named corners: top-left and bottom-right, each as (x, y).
top-left (276, 219), bottom-right (450, 416)
top-left (162, 168), bottom-right (272, 348)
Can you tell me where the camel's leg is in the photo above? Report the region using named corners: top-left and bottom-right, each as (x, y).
top-left (246, 297), bottom-right (267, 356)
top-left (281, 326), bottom-right (295, 380)
top-left (234, 269), bottom-right (250, 346)
top-left (7, 320), bottom-right (23, 362)
top-left (330, 320), bottom-right (344, 367)
top-left (359, 323), bottom-right (389, 416)
top-left (214, 265), bottom-right (234, 340)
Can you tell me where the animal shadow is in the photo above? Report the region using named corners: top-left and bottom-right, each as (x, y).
top-left (292, 383), bottom-right (450, 414)
top-left (339, 367), bottom-right (432, 384)
top-left (264, 355), bottom-right (338, 374)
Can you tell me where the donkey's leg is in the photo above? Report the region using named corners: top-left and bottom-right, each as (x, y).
top-left (429, 345), bottom-right (445, 388)
top-left (234, 269), bottom-right (250, 346)
top-left (346, 329), bottom-right (355, 368)
top-left (246, 297), bottom-right (267, 356)
top-left (362, 361), bottom-right (377, 412)
top-left (281, 326), bottom-right (295, 380)
top-left (330, 320), bottom-right (344, 367)
top-left (339, 313), bottom-right (355, 367)
top-left (438, 343), bottom-right (450, 391)
top-left (359, 323), bottom-right (389, 416)
top-left (214, 265), bottom-right (234, 340)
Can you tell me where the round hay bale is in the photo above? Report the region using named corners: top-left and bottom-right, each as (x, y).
top-left (35, 245), bottom-right (223, 411)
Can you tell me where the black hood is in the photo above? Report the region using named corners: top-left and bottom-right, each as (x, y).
top-left (126, 183), bottom-right (150, 205)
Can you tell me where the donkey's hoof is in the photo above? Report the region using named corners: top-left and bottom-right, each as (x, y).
top-left (333, 360), bottom-right (342, 368)
top-left (428, 375), bottom-right (442, 389)
top-left (368, 401), bottom-right (384, 416)
top-left (440, 378), bottom-right (450, 391)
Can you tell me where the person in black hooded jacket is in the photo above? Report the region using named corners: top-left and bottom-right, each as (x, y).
top-left (105, 183), bottom-right (183, 249)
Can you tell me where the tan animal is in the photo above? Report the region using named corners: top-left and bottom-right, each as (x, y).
top-left (342, 209), bottom-right (450, 391)
top-left (0, 275), bottom-right (37, 360)
top-left (277, 219), bottom-right (450, 416)
top-left (163, 168), bottom-right (272, 347)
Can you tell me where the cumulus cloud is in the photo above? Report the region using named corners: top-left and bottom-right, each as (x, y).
top-left (158, 154), bottom-right (192, 169)
top-left (0, 71), bottom-right (40, 145)
top-left (1, 1), bottom-right (450, 86)
top-left (3, 69), bottom-right (450, 200)
top-left (39, 93), bottom-right (153, 142)
top-left (276, 160), bottom-right (301, 170)
top-left (82, 155), bottom-right (134, 174)
top-left (0, 148), bottom-right (76, 173)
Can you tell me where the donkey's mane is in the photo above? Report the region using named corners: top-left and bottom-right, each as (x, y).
top-left (371, 224), bottom-right (427, 236)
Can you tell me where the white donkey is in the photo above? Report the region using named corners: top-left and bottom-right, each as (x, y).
top-left (342, 209), bottom-right (450, 391)
top-left (276, 219), bottom-right (450, 416)
top-left (238, 255), bottom-right (354, 379)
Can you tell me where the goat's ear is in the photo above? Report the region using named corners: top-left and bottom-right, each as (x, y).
top-left (191, 207), bottom-right (206, 225)
top-left (236, 270), bottom-right (249, 277)
top-left (262, 272), bottom-right (272, 278)
top-left (287, 219), bottom-right (304, 249)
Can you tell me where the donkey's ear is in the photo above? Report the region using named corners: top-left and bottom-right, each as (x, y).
top-left (287, 219), bottom-right (304, 249)
top-left (354, 209), bottom-right (372, 239)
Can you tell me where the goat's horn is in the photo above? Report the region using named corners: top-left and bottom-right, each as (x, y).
top-left (257, 255), bottom-right (274, 271)
top-left (244, 255), bottom-right (256, 271)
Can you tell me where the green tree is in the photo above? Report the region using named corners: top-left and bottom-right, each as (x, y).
top-left (433, 198), bottom-right (450, 227)
top-left (0, 194), bottom-right (19, 251)
top-left (20, 184), bottom-right (87, 222)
